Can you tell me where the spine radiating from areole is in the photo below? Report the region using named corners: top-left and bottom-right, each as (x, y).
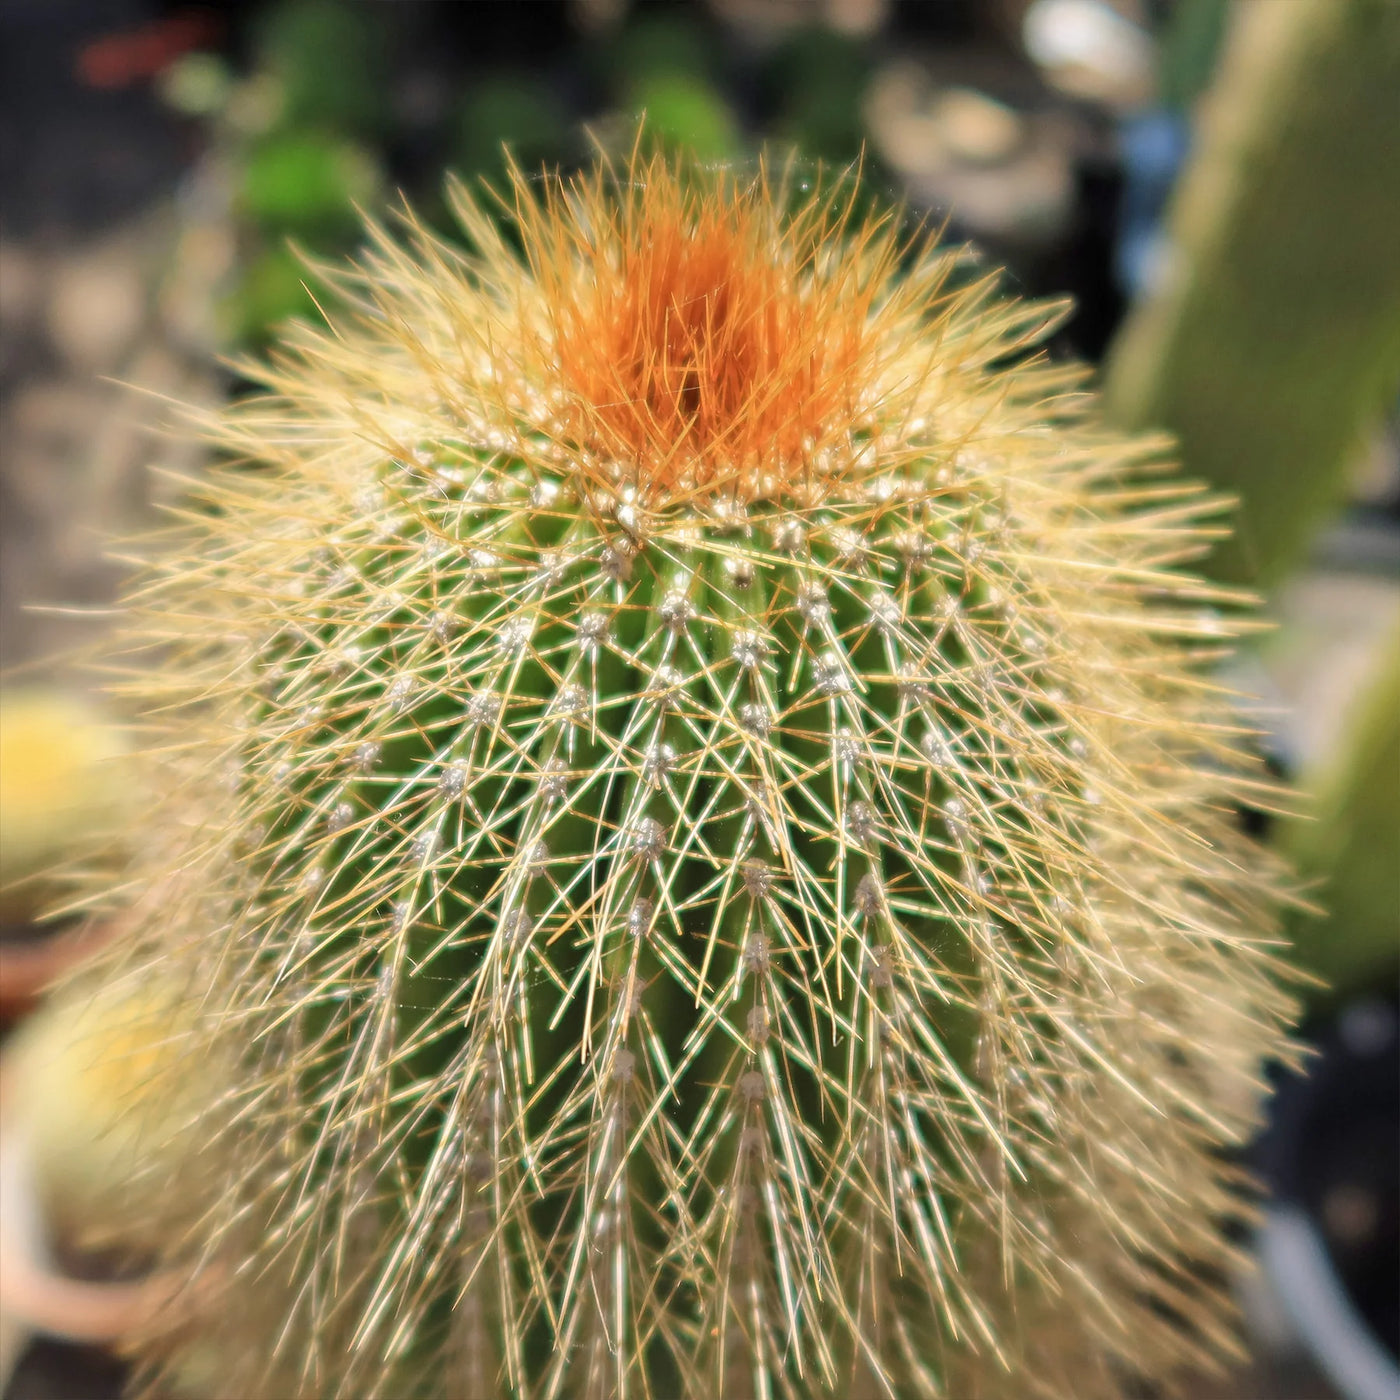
top-left (98, 145), bottom-right (1297, 1400)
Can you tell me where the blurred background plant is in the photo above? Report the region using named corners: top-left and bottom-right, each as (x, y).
top-left (0, 2), bottom-right (1394, 1398)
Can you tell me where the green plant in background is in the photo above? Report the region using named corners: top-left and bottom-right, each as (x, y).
top-left (1154, 0), bottom-right (1231, 114)
top-left (767, 26), bottom-right (872, 165)
top-left (1283, 620), bottom-right (1400, 993)
top-left (454, 75), bottom-right (571, 191)
top-left (230, 130), bottom-right (380, 340)
top-left (254, 0), bottom-right (392, 140)
top-left (604, 14), bottom-right (740, 162)
top-left (211, 0), bottom-right (392, 343)
top-left (629, 70), bottom-right (740, 163)
top-left (1104, 0), bottom-right (1400, 590)
top-left (101, 151), bottom-right (1297, 1399)
top-left (1103, 0), bottom-right (1400, 998)
top-left (238, 132), bottom-right (378, 237)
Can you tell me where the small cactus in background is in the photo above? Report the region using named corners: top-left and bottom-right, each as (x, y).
top-left (0, 689), bottom-right (129, 916)
top-left (102, 149), bottom-right (1297, 1399)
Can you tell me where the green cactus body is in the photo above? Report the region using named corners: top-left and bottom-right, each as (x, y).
top-left (107, 153), bottom-right (1296, 1399)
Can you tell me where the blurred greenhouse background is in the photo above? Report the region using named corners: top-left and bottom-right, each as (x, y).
top-left (0, 2), bottom-right (1395, 1397)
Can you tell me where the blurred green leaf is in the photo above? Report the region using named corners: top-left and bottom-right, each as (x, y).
top-left (455, 74), bottom-right (569, 184)
top-left (239, 132), bottom-right (379, 237)
top-left (158, 52), bottom-right (235, 118)
top-left (256, 0), bottom-right (391, 137)
top-left (229, 245), bottom-right (321, 343)
top-left (631, 72), bottom-right (740, 162)
top-left (611, 14), bottom-right (716, 88)
top-left (769, 26), bottom-right (871, 163)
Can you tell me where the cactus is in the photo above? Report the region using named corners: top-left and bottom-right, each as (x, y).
top-left (1284, 617), bottom-right (1400, 993)
top-left (0, 688), bottom-right (129, 917)
top-left (102, 151), bottom-right (1298, 1399)
top-left (1103, 0), bottom-right (1400, 587)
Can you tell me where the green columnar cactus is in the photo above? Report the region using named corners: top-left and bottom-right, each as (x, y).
top-left (105, 152), bottom-right (1297, 1399)
top-left (1285, 619), bottom-right (1400, 992)
top-left (1103, 0), bottom-right (1400, 588)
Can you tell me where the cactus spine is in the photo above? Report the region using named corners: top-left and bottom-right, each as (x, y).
top-left (106, 150), bottom-right (1296, 1399)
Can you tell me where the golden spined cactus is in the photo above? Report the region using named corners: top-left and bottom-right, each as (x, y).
top-left (105, 150), bottom-right (1297, 1400)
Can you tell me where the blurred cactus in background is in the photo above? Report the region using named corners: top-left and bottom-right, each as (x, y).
top-left (1103, 0), bottom-right (1400, 1006)
top-left (3, 976), bottom-right (204, 1254)
top-left (172, 0), bottom-right (394, 346)
top-left (1104, 0), bottom-right (1400, 588)
top-left (1283, 620), bottom-right (1400, 993)
top-left (0, 690), bottom-right (129, 919)
top-left (98, 150), bottom-right (1298, 1399)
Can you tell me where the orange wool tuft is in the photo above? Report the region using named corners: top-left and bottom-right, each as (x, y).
top-left (513, 152), bottom-right (921, 505)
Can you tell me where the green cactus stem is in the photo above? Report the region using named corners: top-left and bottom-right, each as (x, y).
top-left (100, 149), bottom-right (1298, 1399)
top-left (1103, 0), bottom-right (1400, 588)
top-left (1284, 617), bottom-right (1400, 992)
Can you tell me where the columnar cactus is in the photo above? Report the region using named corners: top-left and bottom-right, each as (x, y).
top-left (105, 150), bottom-right (1297, 1399)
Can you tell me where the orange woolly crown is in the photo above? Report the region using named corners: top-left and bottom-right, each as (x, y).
top-left (504, 150), bottom-right (933, 507)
